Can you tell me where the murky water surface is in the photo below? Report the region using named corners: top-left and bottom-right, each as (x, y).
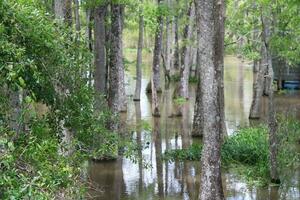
top-left (87, 52), bottom-right (300, 200)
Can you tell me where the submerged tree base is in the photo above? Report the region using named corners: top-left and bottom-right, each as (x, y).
top-left (164, 118), bottom-right (300, 185)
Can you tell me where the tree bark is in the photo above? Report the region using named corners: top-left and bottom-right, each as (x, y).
top-left (196, 0), bottom-right (225, 199)
top-left (94, 5), bottom-right (107, 100)
top-left (54, 0), bottom-right (64, 19)
top-left (118, 5), bottom-right (127, 112)
top-left (151, 0), bottom-right (164, 117)
top-left (173, 6), bottom-right (180, 71)
top-left (133, 0), bottom-right (144, 101)
top-left (74, 0), bottom-right (81, 32)
top-left (191, 0), bottom-right (202, 137)
top-left (108, 3), bottom-right (123, 130)
top-left (261, 10), bottom-right (280, 184)
top-left (179, 1), bottom-right (194, 99)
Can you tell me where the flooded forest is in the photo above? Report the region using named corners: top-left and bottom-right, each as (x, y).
top-left (0, 0), bottom-right (299, 200)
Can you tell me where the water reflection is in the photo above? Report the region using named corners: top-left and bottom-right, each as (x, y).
top-left (87, 55), bottom-right (300, 199)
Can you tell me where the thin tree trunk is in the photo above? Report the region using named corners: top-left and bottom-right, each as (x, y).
top-left (196, 0), bottom-right (225, 199)
top-left (94, 5), bottom-right (107, 100)
top-left (151, 0), bottom-right (164, 117)
top-left (74, 0), bottom-right (80, 32)
top-left (179, 1), bottom-right (194, 99)
top-left (118, 5), bottom-right (127, 112)
top-left (86, 8), bottom-right (93, 86)
top-left (133, 0), bottom-right (144, 101)
top-left (173, 8), bottom-right (180, 71)
top-left (165, 0), bottom-right (172, 79)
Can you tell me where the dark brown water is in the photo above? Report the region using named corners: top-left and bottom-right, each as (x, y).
top-left (87, 53), bottom-right (300, 200)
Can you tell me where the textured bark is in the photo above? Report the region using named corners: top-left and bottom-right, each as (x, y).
top-left (261, 11), bottom-right (280, 184)
top-left (152, 0), bottom-right (163, 92)
top-left (165, 0), bottom-right (172, 77)
top-left (108, 3), bottom-right (123, 130)
top-left (151, 0), bottom-right (164, 117)
top-left (86, 8), bottom-right (93, 86)
top-left (54, 0), bottom-right (64, 19)
top-left (173, 10), bottom-right (180, 71)
top-left (196, 0), bottom-right (225, 199)
top-left (133, 0), bottom-right (144, 101)
top-left (74, 0), bottom-right (81, 32)
top-left (192, 0), bottom-right (202, 137)
top-left (192, 77), bottom-right (203, 137)
top-left (216, 0), bottom-right (227, 138)
top-left (118, 6), bottom-right (127, 112)
top-left (94, 5), bottom-right (107, 99)
top-left (179, 2), bottom-right (194, 99)
top-left (249, 46), bottom-right (268, 119)
top-left (54, 0), bottom-right (72, 26)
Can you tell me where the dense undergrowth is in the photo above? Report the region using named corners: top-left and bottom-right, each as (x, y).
top-left (164, 117), bottom-right (300, 185)
top-left (0, 1), bottom-right (118, 199)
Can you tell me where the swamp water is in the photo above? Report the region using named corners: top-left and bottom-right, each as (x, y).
top-left (87, 54), bottom-right (300, 200)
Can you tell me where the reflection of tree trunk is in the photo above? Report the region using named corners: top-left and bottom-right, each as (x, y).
top-left (134, 102), bottom-right (143, 192)
top-left (133, 0), bottom-right (144, 101)
top-left (153, 118), bottom-right (164, 197)
top-left (196, 0), bottom-right (225, 199)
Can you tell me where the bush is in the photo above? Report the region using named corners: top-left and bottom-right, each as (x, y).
top-left (164, 119), bottom-right (300, 185)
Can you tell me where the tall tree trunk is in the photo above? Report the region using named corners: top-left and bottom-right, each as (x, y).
top-left (173, 6), bottom-right (180, 71)
top-left (118, 5), bottom-right (127, 112)
top-left (179, 1), bottom-right (194, 99)
top-left (196, 0), bottom-right (225, 199)
top-left (133, 0), bottom-right (144, 101)
top-left (216, 0), bottom-right (227, 137)
top-left (94, 5), bottom-right (107, 102)
top-left (74, 0), bottom-right (80, 32)
top-left (86, 8), bottom-right (93, 86)
top-left (151, 0), bottom-right (164, 117)
top-left (164, 0), bottom-right (172, 80)
top-left (261, 10), bottom-right (280, 184)
top-left (191, 0), bottom-right (203, 137)
top-left (108, 3), bottom-right (123, 130)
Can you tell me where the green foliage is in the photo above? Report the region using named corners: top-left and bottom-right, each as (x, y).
top-left (0, 121), bottom-right (85, 199)
top-left (164, 119), bottom-right (300, 185)
top-left (0, 0), bottom-right (120, 199)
